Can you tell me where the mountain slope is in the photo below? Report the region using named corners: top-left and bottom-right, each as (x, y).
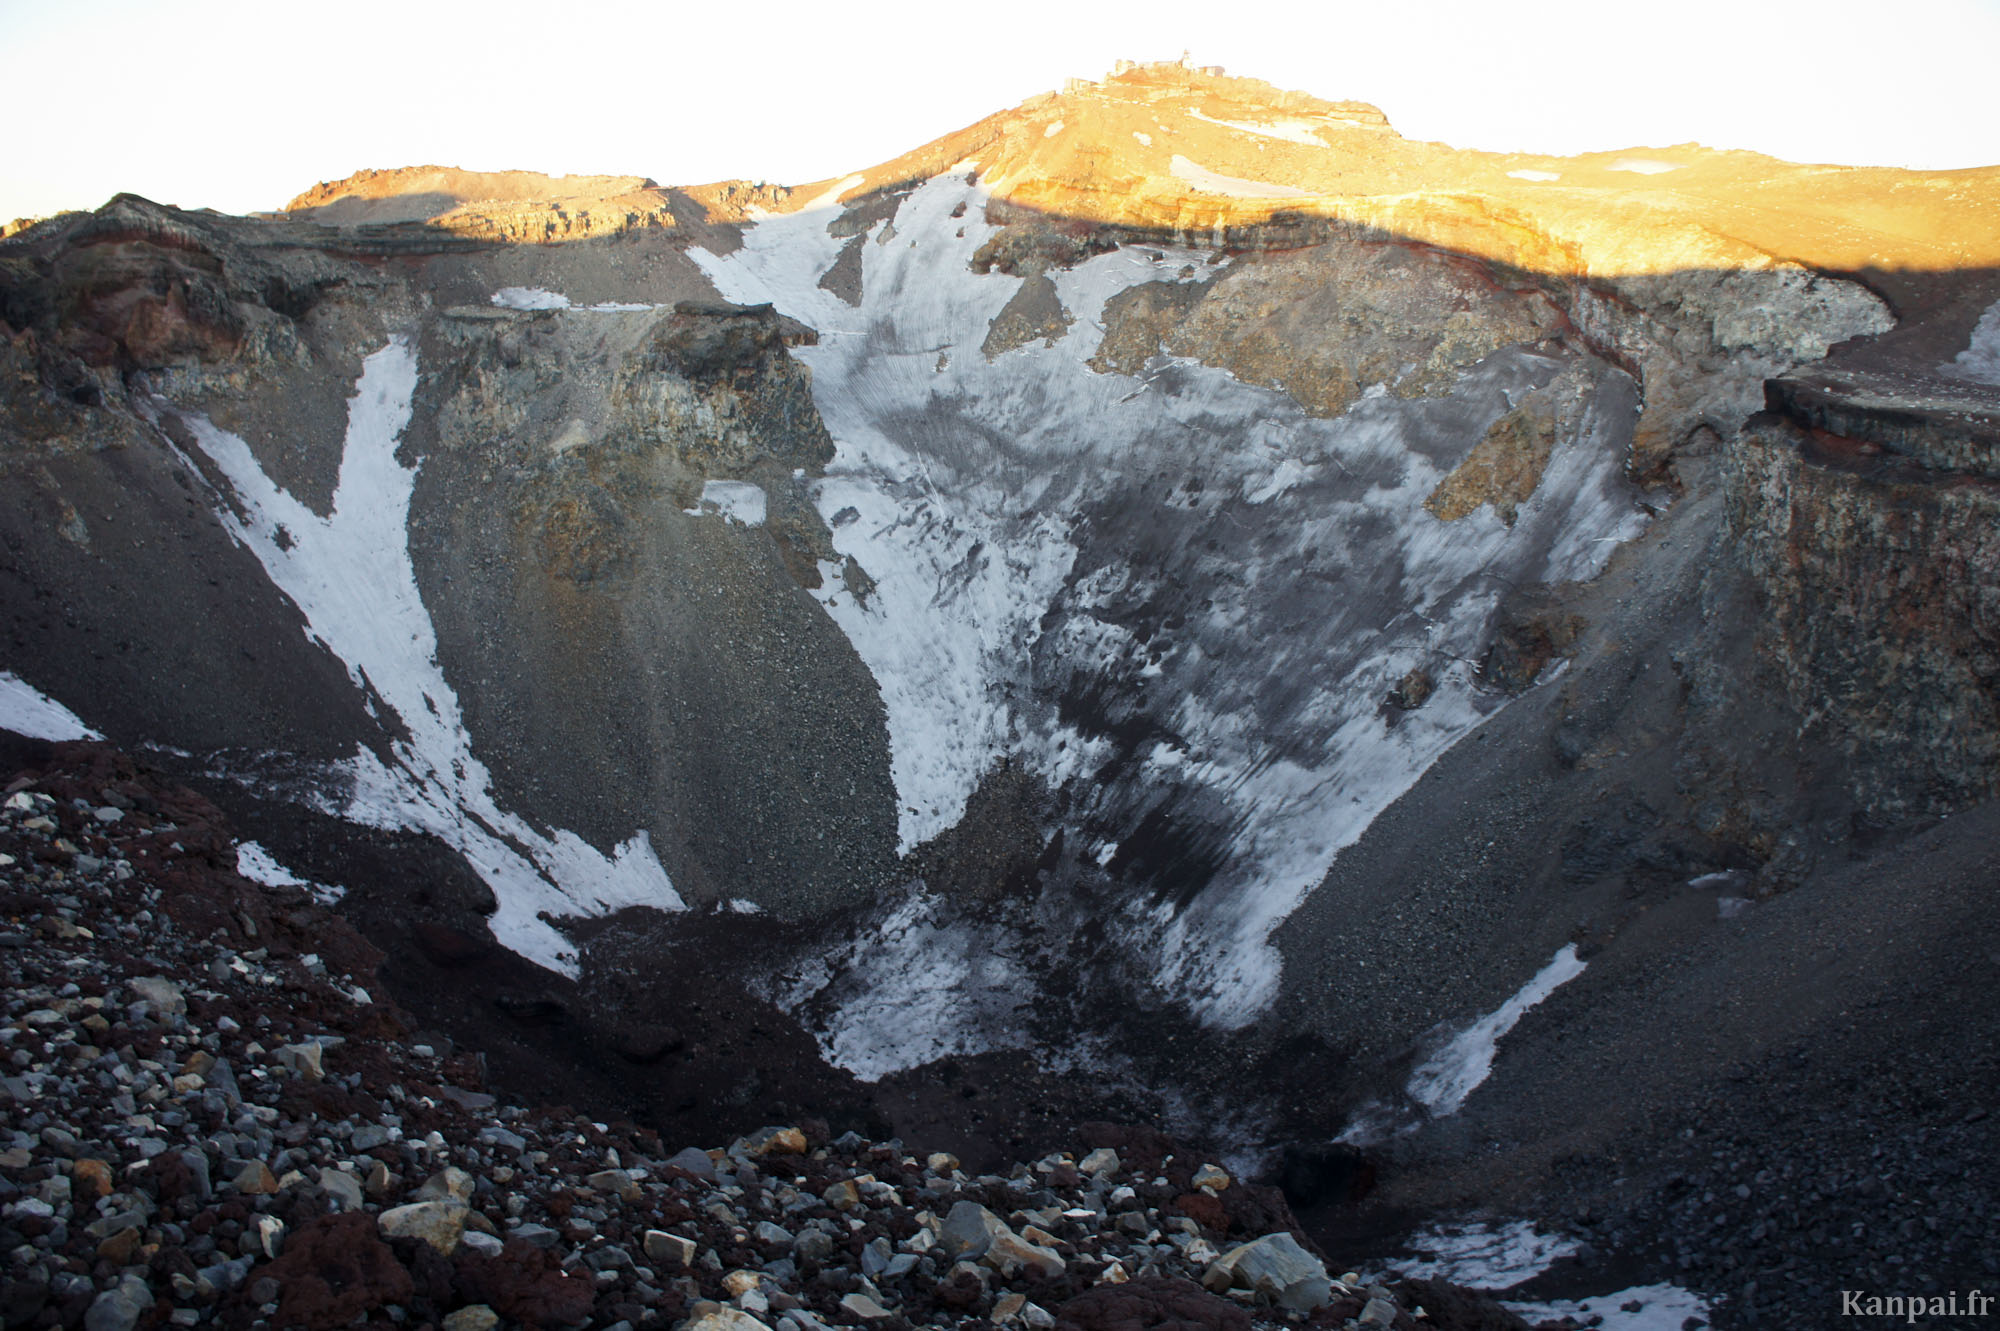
top-left (5, 60), bottom-right (2000, 1325)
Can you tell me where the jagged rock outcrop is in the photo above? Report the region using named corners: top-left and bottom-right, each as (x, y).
top-left (1729, 362), bottom-right (2000, 818)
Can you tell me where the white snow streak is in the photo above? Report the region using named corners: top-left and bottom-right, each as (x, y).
top-left (236, 842), bottom-right (344, 905)
top-left (1942, 297), bottom-right (2000, 385)
top-left (1406, 944), bottom-right (1587, 1116)
top-left (491, 287), bottom-right (571, 310)
top-left (1188, 109), bottom-right (1328, 146)
top-left (1507, 169), bottom-right (1561, 182)
top-left (1607, 158), bottom-right (1680, 175)
top-left (178, 337), bottom-right (682, 975)
top-left (1507, 1285), bottom-right (1712, 1331)
top-left (1169, 155), bottom-right (1309, 198)
top-left (0, 672), bottom-right (102, 742)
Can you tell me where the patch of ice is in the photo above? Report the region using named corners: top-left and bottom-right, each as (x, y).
top-left (236, 841), bottom-right (344, 905)
top-left (1507, 1284), bottom-right (1712, 1331)
top-left (0, 671), bottom-right (102, 742)
top-left (1406, 944), bottom-right (1587, 1116)
top-left (1396, 1220), bottom-right (1579, 1289)
top-left (1941, 297), bottom-right (2000, 385)
top-left (1168, 155), bottom-right (1308, 199)
top-left (1044, 121), bottom-right (1063, 139)
top-left (586, 301), bottom-right (656, 313)
top-left (491, 287), bottom-right (572, 311)
top-left (1187, 109), bottom-right (1327, 146)
top-left (1607, 158), bottom-right (1680, 175)
top-left (683, 479), bottom-right (768, 526)
top-left (170, 337), bottom-right (683, 975)
top-left (727, 898), bottom-right (764, 914)
top-left (1132, 131), bottom-right (1152, 147)
top-left (1507, 169), bottom-right (1561, 182)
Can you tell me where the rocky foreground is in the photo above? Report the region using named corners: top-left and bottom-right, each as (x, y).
top-left (1, 742), bottom-right (1546, 1331)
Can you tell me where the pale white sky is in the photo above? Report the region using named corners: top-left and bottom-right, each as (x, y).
top-left (5, 0), bottom-right (1998, 221)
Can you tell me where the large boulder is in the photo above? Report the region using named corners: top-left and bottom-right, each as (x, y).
top-left (1201, 1232), bottom-right (1333, 1312)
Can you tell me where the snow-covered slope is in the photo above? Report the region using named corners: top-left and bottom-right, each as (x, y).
top-left (692, 171), bottom-right (1647, 1063)
top-left (159, 339), bottom-right (683, 974)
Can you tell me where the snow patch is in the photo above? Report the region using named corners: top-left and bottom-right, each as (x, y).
top-left (1507, 169), bottom-right (1561, 182)
top-left (1607, 158), bottom-right (1680, 175)
top-left (0, 671), bottom-right (102, 742)
top-left (1169, 155), bottom-right (1308, 198)
top-left (1398, 1223), bottom-right (1711, 1329)
top-left (1406, 944), bottom-right (1587, 1116)
top-left (1396, 1220), bottom-right (1577, 1289)
top-left (683, 479), bottom-right (768, 526)
top-left (1942, 297), bottom-right (2000, 385)
top-left (779, 887), bottom-right (1032, 1082)
top-left (172, 336), bottom-right (683, 975)
top-left (1044, 121), bottom-right (1063, 138)
top-left (1132, 131), bottom-right (1152, 147)
top-left (236, 842), bottom-right (344, 906)
top-left (492, 287), bottom-right (571, 311)
top-left (1507, 1285), bottom-right (1712, 1331)
top-left (1188, 109), bottom-right (1327, 146)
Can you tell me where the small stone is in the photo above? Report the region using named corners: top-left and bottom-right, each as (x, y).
top-left (983, 1230), bottom-right (1066, 1280)
top-left (230, 1161), bottom-right (278, 1195)
top-left (840, 1293), bottom-right (892, 1320)
top-left (378, 1201), bottom-right (470, 1255)
top-left (644, 1229), bottom-right (697, 1265)
top-left (350, 1124), bottom-right (394, 1151)
top-left (127, 977), bottom-right (185, 1016)
top-left (665, 1146), bottom-right (719, 1181)
top-left (274, 1042), bottom-right (324, 1082)
top-left (1098, 1260), bottom-right (1129, 1284)
top-left (413, 1166), bottom-right (475, 1203)
top-left (821, 1179), bottom-right (862, 1211)
top-left (683, 1310), bottom-right (774, 1331)
top-left (586, 1168), bottom-right (642, 1201)
top-left (927, 1151), bottom-right (961, 1174)
top-left (742, 1126), bottom-right (807, 1156)
top-left (458, 1231), bottom-right (504, 1257)
top-left (318, 1167), bottom-right (365, 1212)
top-left (993, 1292), bottom-right (1028, 1323)
top-left (72, 1158), bottom-right (114, 1199)
top-left (96, 1228), bottom-right (142, 1265)
top-left (1192, 1163), bottom-right (1231, 1192)
top-left (84, 1275), bottom-right (154, 1331)
top-left (1357, 1295), bottom-right (1397, 1327)
top-left (442, 1307), bottom-right (500, 1331)
top-left (940, 1201), bottom-right (1011, 1259)
top-left (250, 1214), bottom-right (284, 1259)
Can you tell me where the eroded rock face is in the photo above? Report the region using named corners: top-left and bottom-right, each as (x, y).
top-left (1730, 373), bottom-right (2000, 818)
top-left (1091, 239), bottom-right (1565, 419)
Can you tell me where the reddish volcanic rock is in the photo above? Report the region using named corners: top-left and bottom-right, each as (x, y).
top-left (1055, 1275), bottom-right (1253, 1331)
top-left (260, 1214), bottom-right (415, 1330)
